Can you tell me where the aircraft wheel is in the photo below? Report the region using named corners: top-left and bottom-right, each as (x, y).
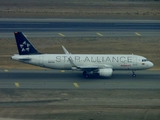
top-left (83, 71), bottom-right (89, 78)
top-left (132, 74), bottom-right (136, 78)
top-left (85, 74), bottom-right (89, 78)
top-left (132, 70), bottom-right (136, 78)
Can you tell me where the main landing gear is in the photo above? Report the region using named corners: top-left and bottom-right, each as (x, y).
top-left (132, 70), bottom-right (136, 77)
top-left (83, 71), bottom-right (89, 78)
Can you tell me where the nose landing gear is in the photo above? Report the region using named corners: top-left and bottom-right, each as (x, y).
top-left (132, 70), bottom-right (136, 77)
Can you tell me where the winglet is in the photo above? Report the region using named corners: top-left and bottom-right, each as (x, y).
top-left (14, 32), bottom-right (41, 55)
top-left (62, 46), bottom-right (70, 54)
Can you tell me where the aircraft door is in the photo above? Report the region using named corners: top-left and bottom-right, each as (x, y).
top-left (132, 56), bottom-right (137, 66)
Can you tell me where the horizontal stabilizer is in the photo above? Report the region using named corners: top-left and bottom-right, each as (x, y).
top-left (18, 58), bottom-right (31, 61)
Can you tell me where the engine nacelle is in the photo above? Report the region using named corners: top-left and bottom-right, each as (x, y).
top-left (98, 68), bottom-right (113, 77)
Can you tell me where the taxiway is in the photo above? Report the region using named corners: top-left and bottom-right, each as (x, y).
top-left (0, 19), bottom-right (159, 37)
top-left (0, 69), bottom-right (159, 89)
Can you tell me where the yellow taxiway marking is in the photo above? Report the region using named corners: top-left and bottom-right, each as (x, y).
top-left (61, 93), bottom-right (68, 96)
top-left (61, 70), bottom-right (65, 72)
top-left (58, 33), bottom-right (65, 37)
top-left (135, 32), bottom-right (141, 36)
top-left (96, 32), bottom-right (103, 36)
top-left (15, 82), bottom-right (20, 87)
top-left (73, 83), bottom-right (79, 88)
top-left (4, 69), bottom-right (8, 72)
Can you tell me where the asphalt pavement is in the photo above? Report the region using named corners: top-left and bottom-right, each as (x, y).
top-left (0, 19), bottom-right (159, 37)
top-left (0, 69), bottom-right (159, 89)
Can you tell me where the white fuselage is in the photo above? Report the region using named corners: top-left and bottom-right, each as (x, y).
top-left (11, 54), bottom-right (153, 70)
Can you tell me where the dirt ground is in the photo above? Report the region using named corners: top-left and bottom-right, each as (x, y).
top-left (0, 89), bottom-right (159, 120)
top-left (0, 0), bottom-right (159, 19)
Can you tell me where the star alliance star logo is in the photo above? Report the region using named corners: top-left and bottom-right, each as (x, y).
top-left (20, 41), bottom-right (30, 52)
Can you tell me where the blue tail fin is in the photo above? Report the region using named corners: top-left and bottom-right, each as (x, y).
top-left (14, 32), bottom-right (40, 55)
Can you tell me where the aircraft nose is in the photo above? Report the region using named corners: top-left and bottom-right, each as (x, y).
top-left (148, 61), bottom-right (154, 68)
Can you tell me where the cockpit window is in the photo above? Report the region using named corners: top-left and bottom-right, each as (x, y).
top-left (142, 59), bottom-right (147, 62)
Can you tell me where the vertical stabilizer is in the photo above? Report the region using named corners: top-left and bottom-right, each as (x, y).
top-left (14, 32), bottom-right (40, 55)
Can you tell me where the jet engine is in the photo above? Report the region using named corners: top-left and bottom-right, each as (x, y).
top-left (98, 68), bottom-right (113, 77)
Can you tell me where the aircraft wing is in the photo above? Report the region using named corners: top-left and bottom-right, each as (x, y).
top-left (68, 58), bottom-right (112, 71)
top-left (77, 66), bottom-right (98, 69)
top-left (75, 65), bottom-right (99, 71)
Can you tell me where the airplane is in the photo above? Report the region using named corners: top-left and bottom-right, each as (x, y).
top-left (11, 32), bottom-right (154, 78)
